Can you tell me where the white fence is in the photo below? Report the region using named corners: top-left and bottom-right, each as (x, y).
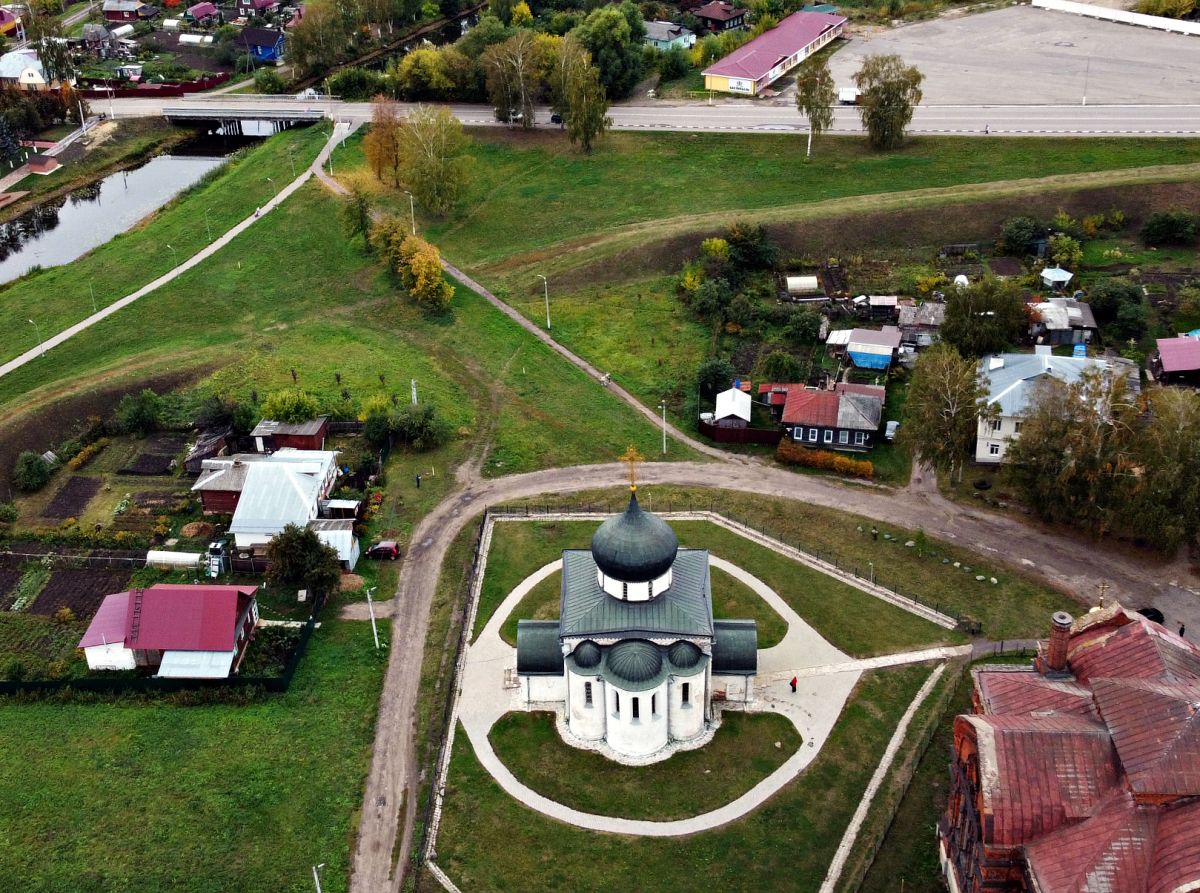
top-left (1032, 0), bottom-right (1200, 37)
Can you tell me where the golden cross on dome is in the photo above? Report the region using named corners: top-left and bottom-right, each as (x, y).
top-left (619, 445), bottom-right (644, 492)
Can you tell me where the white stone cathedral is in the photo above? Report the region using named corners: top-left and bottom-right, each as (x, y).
top-left (516, 485), bottom-right (757, 761)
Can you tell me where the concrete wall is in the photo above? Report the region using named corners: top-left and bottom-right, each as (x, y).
top-left (1033, 0), bottom-right (1200, 36)
top-left (567, 670), bottom-right (606, 740)
top-left (523, 674), bottom-right (565, 703)
top-left (84, 642), bottom-right (136, 671)
top-left (668, 670), bottom-right (707, 741)
top-left (713, 674), bottom-right (753, 702)
top-left (605, 680), bottom-right (669, 758)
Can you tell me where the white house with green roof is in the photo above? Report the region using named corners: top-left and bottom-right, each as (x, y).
top-left (516, 490), bottom-right (758, 760)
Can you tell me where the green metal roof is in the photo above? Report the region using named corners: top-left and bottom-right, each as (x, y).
top-left (565, 639), bottom-right (712, 691)
top-left (669, 640), bottom-right (703, 670)
top-left (713, 620), bottom-right (758, 675)
top-left (516, 620), bottom-right (564, 675)
top-left (590, 492), bottom-right (680, 583)
top-left (560, 549), bottom-right (714, 639)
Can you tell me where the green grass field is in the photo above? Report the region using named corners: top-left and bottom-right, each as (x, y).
top-left (489, 710), bottom-right (801, 821)
top-left (0, 124), bottom-right (331, 370)
top-left (475, 518), bottom-right (960, 656)
top-left (339, 130), bottom-right (1200, 270)
top-left (0, 619), bottom-right (385, 893)
top-left (0, 180), bottom-right (673, 477)
top-left (434, 664), bottom-right (932, 892)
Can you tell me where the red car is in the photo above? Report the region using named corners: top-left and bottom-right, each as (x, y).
top-left (366, 540), bottom-right (400, 560)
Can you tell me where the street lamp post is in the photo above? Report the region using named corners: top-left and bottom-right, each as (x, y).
top-left (403, 190), bottom-right (416, 235)
top-left (266, 176), bottom-right (278, 199)
top-left (311, 863), bottom-right (326, 893)
top-left (658, 401), bottom-right (668, 455)
top-left (166, 243), bottom-right (178, 266)
top-left (88, 280), bottom-right (96, 313)
top-left (537, 274), bottom-right (550, 329)
top-left (27, 319), bottom-right (44, 358)
top-left (365, 587), bottom-right (380, 650)
top-left (288, 151), bottom-right (296, 178)
top-left (204, 207), bottom-right (213, 243)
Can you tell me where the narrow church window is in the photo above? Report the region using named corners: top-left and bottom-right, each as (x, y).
top-left (651, 694), bottom-right (657, 715)
top-left (681, 682), bottom-right (690, 705)
top-left (614, 692), bottom-right (620, 716)
top-left (584, 682), bottom-right (593, 706)
top-left (633, 697), bottom-right (640, 720)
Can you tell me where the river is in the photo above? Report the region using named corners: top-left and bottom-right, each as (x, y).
top-left (0, 127), bottom-right (275, 286)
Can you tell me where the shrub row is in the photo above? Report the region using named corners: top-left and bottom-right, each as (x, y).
top-left (776, 440), bottom-right (875, 479)
top-left (65, 438), bottom-right (109, 471)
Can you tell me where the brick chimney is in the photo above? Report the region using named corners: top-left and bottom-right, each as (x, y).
top-left (1045, 611), bottom-right (1074, 673)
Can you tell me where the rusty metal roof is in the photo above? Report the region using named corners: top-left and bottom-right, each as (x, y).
top-left (974, 668), bottom-right (1097, 720)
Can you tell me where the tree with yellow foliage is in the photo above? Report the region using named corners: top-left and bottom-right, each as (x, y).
top-left (398, 236), bottom-right (455, 310)
top-left (511, 0), bottom-right (533, 25)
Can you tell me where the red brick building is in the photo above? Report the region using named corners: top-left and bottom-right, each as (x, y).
top-left (939, 605), bottom-right (1200, 892)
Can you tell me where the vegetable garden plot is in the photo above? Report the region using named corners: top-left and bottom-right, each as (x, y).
top-left (42, 476), bottom-right (102, 519)
top-left (0, 569), bottom-right (21, 610)
top-left (28, 568), bottom-right (132, 619)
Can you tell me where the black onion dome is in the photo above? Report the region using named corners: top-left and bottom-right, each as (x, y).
top-left (668, 640), bottom-right (702, 670)
top-left (573, 640), bottom-right (601, 668)
top-left (606, 640), bottom-right (663, 685)
top-left (590, 492), bottom-right (679, 583)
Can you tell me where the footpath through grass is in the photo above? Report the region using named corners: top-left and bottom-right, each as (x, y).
top-left (0, 122), bottom-right (330, 368)
top-left (474, 518), bottom-right (959, 656)
top-left (489, 710), bottom-right (800, 821)
top-left (338, 130), bottom-right (1200, 268)
top-left (0, 619), bottom-right (386, 893)
top-left (434, 664), bottom-right (932, 892)
top-left (501, 487), bottom-right (1078, 640)
top-left (0, 183), bottom-right (671, 477)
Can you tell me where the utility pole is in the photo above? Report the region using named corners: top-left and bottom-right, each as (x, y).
top-left (365, 587), bottom-right (379, 650)
top-left (658, 401), bottom-right (667, 455)
top-left (403, 190), bottom-right (416, 235)
top-left (537, 274), bottom-right (550, 329)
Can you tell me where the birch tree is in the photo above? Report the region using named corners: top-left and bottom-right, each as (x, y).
top-left (902, 343), bottom-right (988, 483)
top-left (795, 55), bottom-right (835, 158)
top-left (397, 104), bottom-right (472, 215)
top-left (482, 30), bottom-right (541, 129)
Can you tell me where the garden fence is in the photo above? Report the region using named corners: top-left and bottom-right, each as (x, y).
top-left (416, 514), bottom-right (488, 879)
top-left (490, 502), bottom-right (979, 633)
top-left (697, 419), bottom-right (782, 446)
top-left (0, 592), bottom-right (325, 698)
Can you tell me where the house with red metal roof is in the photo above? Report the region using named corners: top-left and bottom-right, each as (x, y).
top-left (939, 604), bottom-right (1200, 893)
top-left (79, 584), bottom-right (259, 678)
top-left (1151, 334), bottom-right (1200, 386)
top-left (702, 10), bottom-right (845, 96)
top-left (775, 381), bottom-right (884, 452)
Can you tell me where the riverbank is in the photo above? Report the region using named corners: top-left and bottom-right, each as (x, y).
top-left (0, 119), bottom-right (193, 223)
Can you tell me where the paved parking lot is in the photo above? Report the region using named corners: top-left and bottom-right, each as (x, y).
top-left (828, 5), bottom-right (1200, 105)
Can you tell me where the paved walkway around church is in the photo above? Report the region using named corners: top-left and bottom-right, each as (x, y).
top-left (441, 518), bottom-right (975, 842)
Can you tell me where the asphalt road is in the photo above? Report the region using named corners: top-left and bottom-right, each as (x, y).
top-left (110, 94), bottom-right (1200, 136)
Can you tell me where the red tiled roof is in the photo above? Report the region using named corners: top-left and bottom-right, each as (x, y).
top-left (703, 12), bottom-right (845, 82)
top-left (122, 584), bottom-right (256, 652)
top-left (974, 668), bottom-right (1097, 720)
top-left (1091, 677), bottom-right (1200, 799)
top-left (1158, 336), bottom-right (1200, 374)
top-left (1025, 790), bottom-right (1200, 893)
top-left (1024, 789), bottom-right (1156, 893)
top-left (781, 388), bottom-right (838, 426)
top-left (1069, 617), bottom-right (1200, 685)
top-left (962, 713), bottom-right (1121, 846)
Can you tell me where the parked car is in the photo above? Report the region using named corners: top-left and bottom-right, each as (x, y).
top-left (550, 112), bottom-right (563, 125)
top-left (366, 540), bottom-right (400, 560)
top-left (885, 420), bottom-right (900, 442)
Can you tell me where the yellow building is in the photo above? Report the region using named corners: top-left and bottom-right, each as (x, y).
top-left (702, 11), bottom-right (845, 96)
